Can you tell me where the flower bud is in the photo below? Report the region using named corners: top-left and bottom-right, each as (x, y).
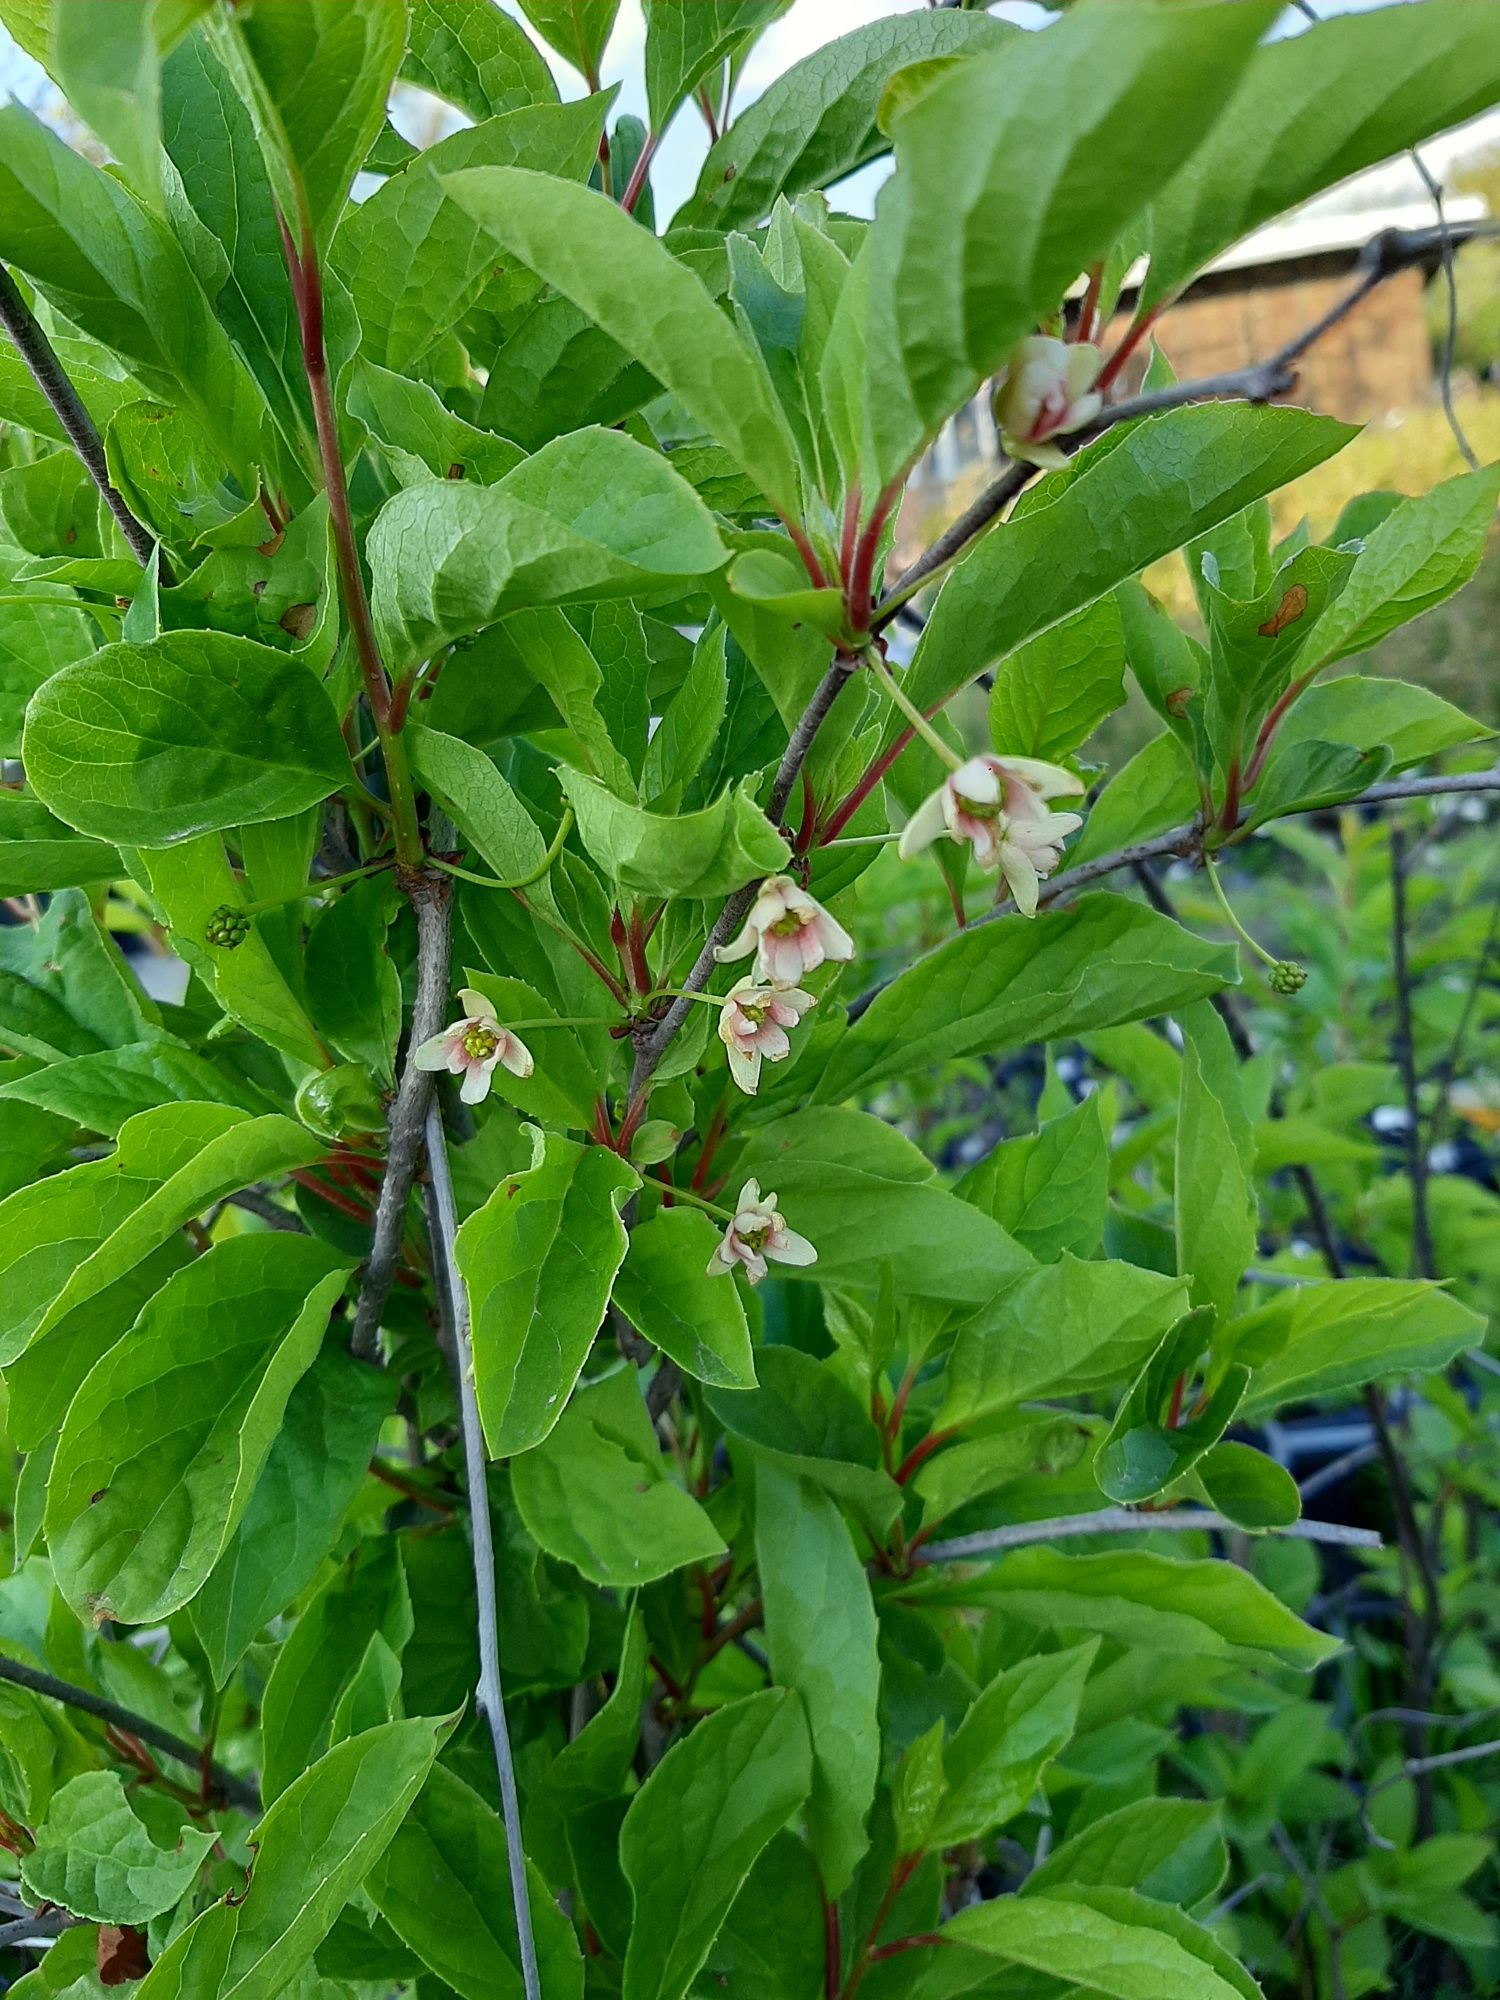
top-left (991, 335), bottom-right (1104, 469)
top-left (295, 1064), bottom-right (387, 1141)
top-left (1270, 960), bottom-right (1309, 996)
top-left (205, 904), bottom-right (250, 949)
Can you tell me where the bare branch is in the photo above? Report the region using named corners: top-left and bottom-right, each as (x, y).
top-left (0, 262), bottom-right (163, 574)
top-left (424, 1101), bottom-right (542, 2000)
top-left (0, 1655), bottom-right (261, 1815)
top-left (916, 1508), bottom-right (1382, 1565)
top-left (0, 1910), bottom-right (78, 1949)
top-left (350, 871), bottom-right (451, 1358)
top-left (871, 219), bottom-right (1477, 633)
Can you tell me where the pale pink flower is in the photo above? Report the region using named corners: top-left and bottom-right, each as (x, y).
top-left (899, 753), bottom-right (1083, 917)
top-left (706, 1179), bottom-right (817, 1285)
top-left (413, 987), bottom-right (533, 1105)
top-left (992, 336), bottom-right (1103, 469)
top-left (717, 977), bottom-right (815, 1096)
top-left (715, 875), bottom-right (854, 986)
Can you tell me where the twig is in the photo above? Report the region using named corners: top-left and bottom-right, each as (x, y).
top-left (226, 1187), bottom-right (306, 1233)
top-left (1388, 828), bottom-right (1434, 1280)
top-left (914, 1508), bottom-right (1381, 1564)
top-left (1299, 1442), bottom-right (1380, 1504)
top-left (423, 1102), bottom-right (541, 2000)
top-left (870, 219), bottom-right (1475, 632)
top-left (1408, 146), bottom-right (1478, 470)
top-left (627, 656), bottom-right (858, 1095)
top-left (0, 262), bottom-right (162, 573)
top-left (0, 1656), bottom-right (260, 1815)
top-left (843, 767), bottom-right (1500, 1025)
top-left (350, 872), bottom-right (451, 1357)
top-left (0, 1910), bottom-right (77, 1948)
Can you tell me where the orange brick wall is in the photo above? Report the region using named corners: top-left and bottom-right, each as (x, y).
top-left (1130, 267), bottom-right (1432, 423)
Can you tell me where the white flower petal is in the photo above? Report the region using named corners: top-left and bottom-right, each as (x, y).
top-left (714, 918), bottom-right (759, 964)
top-left (727, 1041), bottom-right (761, 1094)
top-left (412, 1032), bottom-right (458, 1071)
top-left (1003, 843), bottom-right (1041, 917)
top-left (500, 1032), bottom-right (534, 1079)
top-left (459, 1061), bottom-right (494, 1105)
top-left (457, 987), bottom-right (499, 1026)
top-left (899, 785), bottom-right (950, 859)
top-left (768, 1229), bottom-right (818, 1268)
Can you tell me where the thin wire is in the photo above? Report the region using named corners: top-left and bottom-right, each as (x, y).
top-left (1409, 145), bottom-right (1479, 471)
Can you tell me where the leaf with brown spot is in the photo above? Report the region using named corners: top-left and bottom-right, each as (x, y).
top-left (1257, 583), bottom-right (1308, 638)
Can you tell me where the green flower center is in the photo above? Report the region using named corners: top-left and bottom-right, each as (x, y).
top-left (740, 1223), bottom-right (771, 1251)
top-left (768, 912), bottom-right (805, 937)
top-left (462, 1025), bottom-right (499, 1061)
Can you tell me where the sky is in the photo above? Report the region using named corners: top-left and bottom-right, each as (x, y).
top-left (0, 0), bottom-right (1488, 228)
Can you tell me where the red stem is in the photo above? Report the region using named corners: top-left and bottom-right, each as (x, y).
top-left (621, 133), bottom-right (658, 216)
top-left (894, 1427), bottom-right (956, 1487)
top-left (1075, 261), bottom-right (1104, 345)
top-left (787, 519), bottom-right (830, 590)
top-left (1245, 667), bottom-right (1316, 791)
top-left (1096, 301), bottom-right (1161, 394)
top-left (823, 1893), bottom-right (842, 2000)
top-left (819, 725), bottom-right (916, 844)
top-left (847, 485), bottom-right (901, 638)
top-left (1166, 1371), bottom-right (1187, 1431)
top-left (869, 1934), bottom-right (945, 1963)
top-left (1219, 758), bottom-right (1242, 835)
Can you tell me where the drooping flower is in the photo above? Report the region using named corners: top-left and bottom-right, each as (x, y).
top-left (717, 977), bottom-right (816, 1096)
top-left (716, 875), bottom-right (855, 987)
top-left (899, 753), bottom-right (1083, 917)
top-left (706, 1179), bottom-right (817, 1285)
top-left (413, 987), bottom-right (534, 1105)
top-left (992, 336), bottom-right (1104, 469)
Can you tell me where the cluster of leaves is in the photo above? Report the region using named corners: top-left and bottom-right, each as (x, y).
top-left (0, 2), bottom-right (1497, 1998)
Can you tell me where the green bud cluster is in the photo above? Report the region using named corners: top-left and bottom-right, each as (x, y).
top-left (1269, 960), bottom-right (1308, 995)
top-left (205, 904), bottom-right (251, 949)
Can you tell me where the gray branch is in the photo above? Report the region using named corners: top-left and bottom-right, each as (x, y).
top-left (916, 1509), bottom-right (1383, 1565)
top-left (350, 871), bottom-right (451, 1357)
top-left (0, 1655), bottom-right (260, 1815)
top-left (0, 262), bottom-right (163, 574)
top-left (423, 1103), bottom-right (541, 2000)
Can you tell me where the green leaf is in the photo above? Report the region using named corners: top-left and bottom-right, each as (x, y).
top-left (0, 887), bottom-right (159, 1063)
top-left (1201, 541), bottom-right (1357, 771)
top-left (913, 1413), bottom-right (1094, 1528)
top-left (303, 876), bottom-right (402, 1085)
top-left (1303, 460), bottom-right (1500, 667)
top-left (455, 1129), bottom-right (638, 1457)
top-left (754, 1459), bottom-right (879, 1897)
top-left (367, 1764), bottom-right (585, 2000)
top-left (24, 632), bottom-right (349, 848)
top-left (1144, 1), bottom-right (1500, 308)
top-left (1234, 1277), bottom-right (1484, 1419)
top-left (817, 896), bottom-right (1237, 1104)
top-left (349, 362), bottom-right (524, 489)
top-left (136, 1718), bottom-right (449, 2000)
top-left (444, 165), bottom-right (803, 518)
top-left (0, 1040), bottom-right (257, 1136)
top-left (643, 1), bottom-right (783, 132)
top-left (1271, 674), bottom-right (1488, 774)
top-left (512, 1369), bottom-right (725, 1588)
top-left (642, 623), bottom-right (728, 809)
top-left (408, 726), bottom-right (547, 885)
top-left (190, 1348), bottom-right (395, 1688)
top-left (937, 1548), bottom-right (1337, 1670)
top-left (527, 1607), bottom-right (647, 1883)
top-left (561, 769), bottom-right (787, 901)
top-left (858, 1), bottom-right (1275, 482)
top-left (946, 1883), bottom-right (1257, 2000)
top-left (0, 102), bottom-right (263, 480)
top-left (1096, 1309), bottom-right (1247, 1506)
top-left (260, 1540), bottom-right (412, 1804)
top-left (896, 405), bottom-right (1355, 742)
top-left (1195, 1440), bottom-right (1300, 1530)
top-left (332, 98), bottom-right (608, 374)
top-left (21, 1770), bottom-right (215, 1924)
top-left (677, 8), bottom-right (1011, 232)
top-left (402, 0), bottom-right (557, 121)
top-left (956, 1092), bottom-right (1109, 1265)
top-left (1024, 1798), bottom-right (1226, 1907)
top-left (369, 429), bottom-right (727, 671)
top-left (30, 1107), bottom-right (322, 1348)
top-left (0, 794), bottom-right (119, 899)
top-left (515, 0), bottom-right (618, 85)
top-left (613, 1207), bottom-right (756, 1390)
top-left (1175, 1001), bottom-right (1257, 1324)
top-left (708, 1346), bottom-right (901, 1538)
top-left (891, 1720), bottom-right (947, 1861)
top-left (933, 1640), bottom-right (1097, 1846)
top-left (988, 596), bottom-right (1126, 762)
top-left (221, 0), bottom-right (407, 245)
top-left (0, 589), bottom-right (96, 760)
top-left (134, 834), bottom-right (328, 1068)
top-left (740, 1107), bottom-right (1031, 1305)
top-left (940, 1254), bottom-right (1188, 1429)
top-left (45, 1234), bottom-right (352, 1624)
top-left (620, 1689), bottom-right (812, 2000)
